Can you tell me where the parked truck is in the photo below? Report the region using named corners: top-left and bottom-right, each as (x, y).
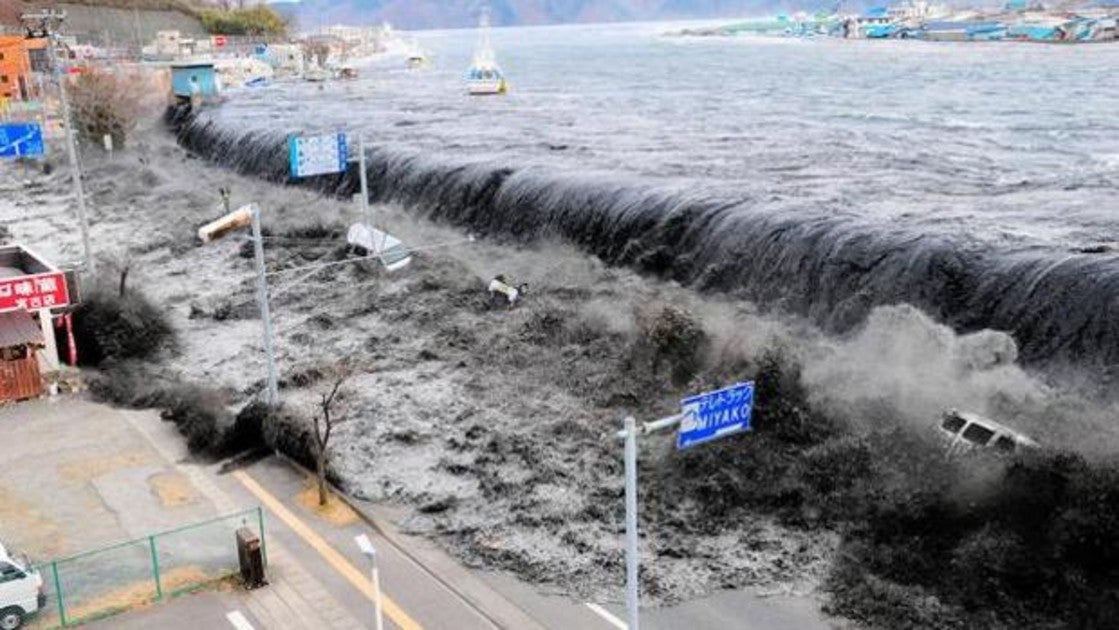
top-left (0, 542), bottom-right (45, 629)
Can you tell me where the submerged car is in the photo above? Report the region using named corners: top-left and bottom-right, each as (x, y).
top-left (938, 410), bottom-right (1039, 457)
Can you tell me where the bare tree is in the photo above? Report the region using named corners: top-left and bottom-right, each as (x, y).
top-left (311, 369), bottom-right (350, 506)
top-left (68, 67), bottom-right (149, 149)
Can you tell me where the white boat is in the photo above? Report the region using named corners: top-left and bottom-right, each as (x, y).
top-left (466, 11), bottom-right (507, 95)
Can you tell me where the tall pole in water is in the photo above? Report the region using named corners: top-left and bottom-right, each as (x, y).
top-left (358, 134), bottom-right (371, 226)
top-left (354, 134), bottom-right (387, 262)
top-left (623, 416), bottom-right (640, 630)
top-left (250, 205), bottom-right (280, 405)
top-left (24, 10), bottom-right (95, 275)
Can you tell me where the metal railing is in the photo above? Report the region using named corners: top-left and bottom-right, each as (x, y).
top-left (33, 507), bottom-right (265, 628)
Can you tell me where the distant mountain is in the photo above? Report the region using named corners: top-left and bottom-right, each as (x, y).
top-left (284, 0), bottom-right (835, 30)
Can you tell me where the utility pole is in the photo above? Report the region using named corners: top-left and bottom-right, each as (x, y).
top-left (22, 9), bottom-right (95, 275)
top-left (356, 134), bottom-right (371, 226)
top-left (352, 133), bottom-right (389, 261)
top-left (198, 204), bottom-right (280, 406)
top-left (250, 204), bottom-right (280, 405)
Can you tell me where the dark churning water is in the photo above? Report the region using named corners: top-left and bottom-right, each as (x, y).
top-left (173, 22), bottom-right (1119, 375)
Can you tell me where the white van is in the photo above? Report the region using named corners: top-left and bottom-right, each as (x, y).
top-left (938, 410), bottom-right (1039, 457)
top-left (346, 223), bottom-right (413, 272)
top-left (0, 542), bottom-right (45, 629)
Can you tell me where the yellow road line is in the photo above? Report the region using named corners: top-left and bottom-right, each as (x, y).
top-left (232, 469), bottom-right (423, 630)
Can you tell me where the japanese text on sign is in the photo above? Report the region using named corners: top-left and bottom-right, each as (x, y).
top-left (288, 133), bottom-right (348, 178)
top-left (0, 272), bottom-right (71, 312)
top-left (676, 381), bottom-right (754, 450)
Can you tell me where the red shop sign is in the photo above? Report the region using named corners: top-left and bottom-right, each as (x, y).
top-left (0, 272), bottom-right (71, 312)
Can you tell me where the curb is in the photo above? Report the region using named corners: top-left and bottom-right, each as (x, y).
top-left (274, 453), bottom-right (545, 630)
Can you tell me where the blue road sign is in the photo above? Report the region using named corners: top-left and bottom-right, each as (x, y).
top-left (676, 381), bottom-right (754, 450)
top-left (0, 122), bottom-right (45, 159)
top-left (288, 132), bottom-right (347, 178)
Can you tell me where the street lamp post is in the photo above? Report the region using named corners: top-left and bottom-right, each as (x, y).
top-left (250, 204), bottom-right (280, 405)
top-left (197, 203), bottom-right (280, 405)
top-left (354, 534), bottom-right (385, 630)
top-left (21, 9), bottom-right (95, 275)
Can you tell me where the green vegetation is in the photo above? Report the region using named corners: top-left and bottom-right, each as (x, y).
top-left (199, 6), bottom-right (287, 36)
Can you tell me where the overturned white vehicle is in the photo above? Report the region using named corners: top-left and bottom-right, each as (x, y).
top-left (938, 410), bottom-right (1039, 457)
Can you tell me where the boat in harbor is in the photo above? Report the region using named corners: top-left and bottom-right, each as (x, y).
top-left (407, 50), bottom-right (428, 69)
top-left (466, 11), bottom-right (507, 95)
top-left (406, 39), bottom-right (429, 69)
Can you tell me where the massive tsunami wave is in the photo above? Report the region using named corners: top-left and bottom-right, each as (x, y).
top-left (169, 24), bottom-right (1119, 378)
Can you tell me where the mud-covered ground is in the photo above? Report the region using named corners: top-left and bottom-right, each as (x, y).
top-left (5, 122), bottom-right (1119, 621)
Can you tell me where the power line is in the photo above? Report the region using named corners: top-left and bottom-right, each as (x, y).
top-left (269, 248), bottom-right (338, 299)
top-left (272, 275), bottom-right (384, 338)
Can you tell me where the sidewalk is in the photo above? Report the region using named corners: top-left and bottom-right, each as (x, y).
top-left (118, 402), bottom-right (369, 630)
top-left (2, 396), bottom-right (833, 630)
top-left (121, 401), bottom-right (541, 630)
top-left (0, 396), bottom-right (550, 629)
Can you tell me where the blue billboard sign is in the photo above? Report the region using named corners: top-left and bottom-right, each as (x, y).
top-left (676, 381), bottom-right (754, 450)
top-left (0, 122), bottom-right (45, 159)
top-left (289, 133), bottom-right (347, 178)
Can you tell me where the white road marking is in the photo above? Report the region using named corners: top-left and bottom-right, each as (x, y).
top-left (226, 610), bottom-right (256, 630)
top-left (585, 602), bottom-right (628, 630)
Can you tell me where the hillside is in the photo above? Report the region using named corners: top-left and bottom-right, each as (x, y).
top-left (0, 0), bottom-right (207, 41)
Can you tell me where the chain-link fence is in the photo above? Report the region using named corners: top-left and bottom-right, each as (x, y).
top-left (32, 507), bottom-right (265, 628)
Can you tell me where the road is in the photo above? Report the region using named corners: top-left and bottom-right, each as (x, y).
top-left (130, 414), bottom-right (838, 630)
top-left (3, 398), bottom-right (836, 630)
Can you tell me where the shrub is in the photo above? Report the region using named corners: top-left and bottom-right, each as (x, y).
top-left (71, 278), bottom-right (174, 365)
top-left (826, 555), bottom-right (968, 630)
top-left (87, 363), bottom-right (230, 455)
top-left (87, 362), bottom-right (170, 407)
top-left (793, 436), bottom-right (876, 524)
top-left (635, 305), bottom-right (709, 385)
top-left (226, 401), bottom-right (271, 454)
top-left (827, 448), bottom-right (1119, 628)
top-left (159, 384), bottom-right (229, 454)
top-left (641, 341), bottom-right (1119, 628)
top-left (261, 404), bottom-right (318, 472)
top-left (68, 68), bottom-right (148, 149)
top-left (752, 349), bottom-right (841, 445)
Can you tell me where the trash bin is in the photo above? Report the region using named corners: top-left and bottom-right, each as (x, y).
top-left (236, 527), bottom-right (267, 589)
